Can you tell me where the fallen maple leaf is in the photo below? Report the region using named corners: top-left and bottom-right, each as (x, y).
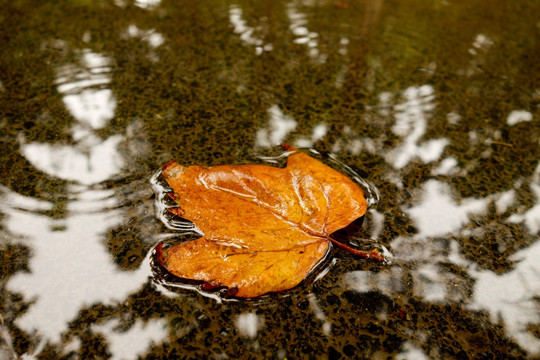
top-left (157, 145), bottom-right (384, 298)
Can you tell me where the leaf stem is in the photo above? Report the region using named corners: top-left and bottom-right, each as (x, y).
top-left (328, 238), bottom-right (386, 262)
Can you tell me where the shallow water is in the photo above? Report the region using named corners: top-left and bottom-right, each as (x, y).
top-left (0, 0), bottom-right (539, 359)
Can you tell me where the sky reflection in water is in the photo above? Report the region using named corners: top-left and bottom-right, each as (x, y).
top-left (347, 173), bottom-right (540, 353)
top-left (1, 0), bottom-right (538, 358)
top-left (5, 47), bottom-right (158, 357)
top-left (21, 49), bottom-right (122, 185)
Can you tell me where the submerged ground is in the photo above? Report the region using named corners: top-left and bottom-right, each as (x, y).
top-left (0, 0), bottom-right (539, 358)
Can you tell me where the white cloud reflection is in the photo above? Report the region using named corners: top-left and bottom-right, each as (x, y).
top-left (229, 5), bottom-right (272, 56)
top-left (294, 122), bottom-right (327, 148)
top-left (308, 294), bottom-right (331, 335)
top-left (507, 110), bottom-right (533, 126)
top-left (93, 318), bottom-right (168, 360)
top-left (287, 2), bottom-right (325, 62)
top-left (62, 89), bottom-right (116, 130)
top-left (56, 50), bottom-right (112, 92)
top-left (515, 185), bottom-right (540, 233)
top-left (4, 186), bottom-right (151, 345)
top-left (329, 85), bottom-right (450, 168)
top-left (21, 49), bottom-right (123, 185)
top-left (470, 240), bottom-right (540, 354)
top-left (235, 313), bottom-right (263, 338)
top-left (431, 156), bottom-right (458, 176)
top-left (56, 50), bottom-right (115, 130)
top-left (494, 189), bottom-right (516, 214)
top-left (123, 24), bottom-right (165, 63)
top-left (5, 46), bottom-right (159, 358)
top-left (21, 135), bottom-right (124, 185)
top-left (256, 105), bottom-right (297, 147)
top-left (462, 33), bottom-right (495, 76)
top-left (134, 0), bottom-right (161, 10)
top-left (0, 185), bottom-right (53, 212)
top-left (387, 85), bottom-right (448, 169)
top-left (406, 180), bottom-right (487, 239)
top-left (405, 177), bottom-right (540, 354)
top-left (509, 164), bottom-right (540, 234)
top-left (56, 50), bottom-right (114, 125)
top-left (395, 341), bottom-right (429, 360)
top-left (344, 173), bottom-right (540, 355)
top-left (345, 266), bottom-right (404, 297)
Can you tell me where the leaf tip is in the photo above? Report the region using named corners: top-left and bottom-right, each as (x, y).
top-left (168, 207), bottom-right (184, 217)
top-left (162, 161), bottom-right (184, 179)
top-left (226, 287), bottom-right (239, 297)
top-left (162, 160), bottom-right (177, 172)
top-left (155, 242), bottom-right (165, 265)
top-left (280, 143), bottom-right (297, 152)
top-left (201, 281), bottom-right (225, 292)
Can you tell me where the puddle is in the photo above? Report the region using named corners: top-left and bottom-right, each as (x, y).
top-left (1, 0), bottom-right (538, 358)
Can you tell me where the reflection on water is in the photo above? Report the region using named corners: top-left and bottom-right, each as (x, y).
top-left (431, 156), bottom-right (458, 176)
top-left (406, 180), bottom-right (487, 238)
top-left (509, 170), bottom-right (540, 233)
top-left (235, 313), bottom-right (263, 338)
top-left (463, 33), bottom-right (494, 77)
top-left (387, 85), bottom-right (448, 170)
top-left (229, 5), bottom-right (272, 56)
top-left (346, 164), bottom-right (540, 353)
top-left (255, 105), bottom-right (297, 147)
top-left (471, 241), bottom-right (540, 354)
top-left (307, 293), bottom-right (331, 336)
top-left (134, 0), bottom-right (162, 10)
top-left (56, 50), bottom-right (115, 129)
top-left (123, 24), bottom-right (165, 63)
top-left (21, 49), bottom-right (122, 185)
top-left (507, 109), bottom-right (534, 126)
top-left (3, 43), bottom-right (156, 357)
top-left (93, 318), bottom-right (167, 360)
top-left (125, 25), bottom-right (165, 49)
top-left (396, 341), bottom-right (429, 360)
top-left (255, 104), bottom-right (329, 149)
top-left (21, 137), bottom-right (123, 185)
top-left (4, 184), bottom-right (150, 345)
top-left (295, 122), bottom-right (328, 148)
top-left (287, 2), bottom-right (324, 62)
top-left (1, 0), bottom-right (539, 358)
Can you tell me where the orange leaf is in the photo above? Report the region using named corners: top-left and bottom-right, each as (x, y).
top-left (158, 145), bottom-right (380, 298)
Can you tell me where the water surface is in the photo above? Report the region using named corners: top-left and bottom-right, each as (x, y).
top-left (0, 0), bottom-right (539, 358)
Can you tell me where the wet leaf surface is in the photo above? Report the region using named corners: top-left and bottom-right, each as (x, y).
top-left (158, 145), bottom-right (383, 297)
